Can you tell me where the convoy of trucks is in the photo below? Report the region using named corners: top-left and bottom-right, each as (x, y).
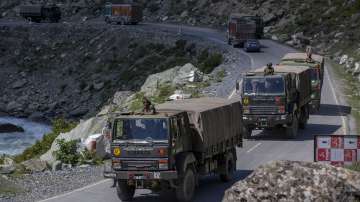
top-left (239, 65), bottom-right (312, 138)
top-left (105, 98), bottom-right (243, 202)
top-left (19, 5), bottom-right (61, 23)
top-left (104, 2), bottom-right (143, 25)
top-left (280, 53), bottom-right (325, 113)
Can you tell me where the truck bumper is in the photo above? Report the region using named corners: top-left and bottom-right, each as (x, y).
top-left (309, 99), bottom-right (320, 114)
top-left (242, 114), bottom-right (291, 129)
top-left (104, 170), bottom-right (178, 180)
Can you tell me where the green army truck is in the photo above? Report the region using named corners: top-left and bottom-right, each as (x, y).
top-left (104, 97), bottom-right (243, 202)
top-left (239, 65), bottom-right (312, 138)
top-left (280, 53), bottom-right (325, 113)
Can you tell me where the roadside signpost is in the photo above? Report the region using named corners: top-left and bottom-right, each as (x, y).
top-left (314, 135), bottom-right (360, 166)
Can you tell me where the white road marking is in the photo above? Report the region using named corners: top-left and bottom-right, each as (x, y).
top-left (324, 65), bottom-right (348, 134)
top-left (228, 89), bottom-right (237, 99)
top-left (38, 179), bottom-right (111, 202)
top-left (246, 143), bottom-right (262, 153)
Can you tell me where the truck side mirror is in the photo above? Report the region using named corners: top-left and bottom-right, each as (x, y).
top-left (236, 82), bottom-right (240, 91)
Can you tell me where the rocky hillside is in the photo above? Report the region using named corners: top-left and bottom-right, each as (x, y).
top-left (223, 161), bottom-right (360, 202)
top-left (0, 23), bottom-right (224, 122)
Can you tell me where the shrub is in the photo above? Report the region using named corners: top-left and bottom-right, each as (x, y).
top-left (347, 162), bottom-right (360, 172)
top-left (79, 149), bottom-right (103, 165)
top-left (53, 139), bottom-right (79, 165)
top-left (14, 119), bottom-right (76, 163)
top-left (197, 50), bottom-right (223, 74)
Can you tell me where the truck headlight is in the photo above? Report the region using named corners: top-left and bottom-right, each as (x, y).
top-left (112, 160), bottom-right (121, 169)
top-left (280, 115), bottom-right (287, 120)
top-left (311, 93), bottom-right (316, 99)
top-left (158, 159), bottom-right (168, 170)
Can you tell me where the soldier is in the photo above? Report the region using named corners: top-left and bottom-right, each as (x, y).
top-left (264, 63), bottom-right (274, 75)
top-left (142, 97), bottom-right (156, 114)
top-left (306, 46), bottom-right (313, 62)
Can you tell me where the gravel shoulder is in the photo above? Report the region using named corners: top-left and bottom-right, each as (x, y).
top-left (1, 165), bottom-right (104, 202)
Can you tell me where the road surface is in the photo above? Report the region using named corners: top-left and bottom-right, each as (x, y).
top-left (26, 22), bottom-right (350, 202)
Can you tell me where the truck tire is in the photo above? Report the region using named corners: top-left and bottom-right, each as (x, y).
top-left (219, 152), bottom-right (235, 182)
top-left (176, 168), bottom-right (195, 202)
top-left (116, 180), bottom-right (135, 201)
top-left (299, 105), bottom-right (309, 129)
top-left (242, 126), bottom-right (252, 139)
top-left (286, 114), bottom-right (299, 139)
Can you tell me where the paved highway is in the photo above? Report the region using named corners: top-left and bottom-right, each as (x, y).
top-left (34, 22), bottom-right (352, 202)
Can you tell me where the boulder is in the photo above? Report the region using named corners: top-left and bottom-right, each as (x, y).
top-left (340, 55), bottom-right (349, 65)
top-left (21, 159), bottom-right (47, 173)
top-left (222, 161), bottom-right (360, 202)
top-left (0, 157), bottom-right (16, 174)
top-left (140, 63), bottom-right (202, 97)
top-left (0, 123), bottom-right (24, 133)
top-left (11, 79), bottom-right (27, 89)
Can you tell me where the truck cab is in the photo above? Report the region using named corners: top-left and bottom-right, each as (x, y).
top-left (240, 65), bottom-right (311, 138)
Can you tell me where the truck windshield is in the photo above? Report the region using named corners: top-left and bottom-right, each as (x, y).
top-left (309, 69), bottom-right (319, 81)
top-left (243, 77), bottom-right (285, 95)
top-left (114, 119), bottom-right (168, 140)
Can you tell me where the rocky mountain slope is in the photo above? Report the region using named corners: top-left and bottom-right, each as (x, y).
top-left (0, 23), bottom-right (225, 122)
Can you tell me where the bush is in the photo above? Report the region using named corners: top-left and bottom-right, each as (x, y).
top-left (79, 149), bottom-right (103, 165)
top-left (197, 49), bottom-right (223, 74)
top-left (347, 162), bottom-right (360, 172)
top-left (14, 119), bottom-right (76, 163)
top-left (53, 139), bottom-right (79, 165)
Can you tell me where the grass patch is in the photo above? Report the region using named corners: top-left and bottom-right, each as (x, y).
top-left (346, 162), bottom-right (360, 172)
top-left (14, 119), bottom-right (77, 163)
top-left (331, 61), bottom-right (360, 134)
top-left (215, 69), bottom-right (226, 82)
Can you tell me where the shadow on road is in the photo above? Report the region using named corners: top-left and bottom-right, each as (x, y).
top-left (248, 123), bottom-right (342, 141)
top-left (314, 104), bottom-right (351, 116)
top-left (132, 170), bottom-right (252, 202)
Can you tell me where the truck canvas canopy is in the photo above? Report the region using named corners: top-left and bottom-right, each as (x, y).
top-left (157, 97), bottom-right (242, 152)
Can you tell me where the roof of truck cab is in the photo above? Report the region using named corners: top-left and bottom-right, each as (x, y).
top-left (157, 97), bottom-right (240, 113)
top-left (281, 53), bottom-right (324, 63)
top-left (251, 65), bottom-right (310, 74)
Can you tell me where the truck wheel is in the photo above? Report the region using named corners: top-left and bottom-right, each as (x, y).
top-left (219, 153), bottom-right (235, 182)
top-left (116, 180), bottom-right (135, 201)
top-left (286, 114), bottom-right (299, 139)
top-left (299, 105), bottom-right (309, 129)
top-left (176, 168), bottom-right (195, 202)
top-left (242, 126), bottom-right (252, 139)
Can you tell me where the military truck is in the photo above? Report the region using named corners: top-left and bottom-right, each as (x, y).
top-left (280, 53), bottom-right (325, 113)
top-left (238, 65), bottom-right (312, 138)
top-left (240, 15), bottom-right (264, 39)
top-left (227, 14), bottom-right (257, 47)
top-left (19, 5), bottom-right (61, 23)
top-left (104, 97), bottom-right (243, 202)
top-left (104, 2), bottom-right (143, 25)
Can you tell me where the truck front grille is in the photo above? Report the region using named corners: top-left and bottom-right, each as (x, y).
top-left (249, 106), bottom-right (279, 114)
top-left (122, 160), bottom-right (158, 171)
